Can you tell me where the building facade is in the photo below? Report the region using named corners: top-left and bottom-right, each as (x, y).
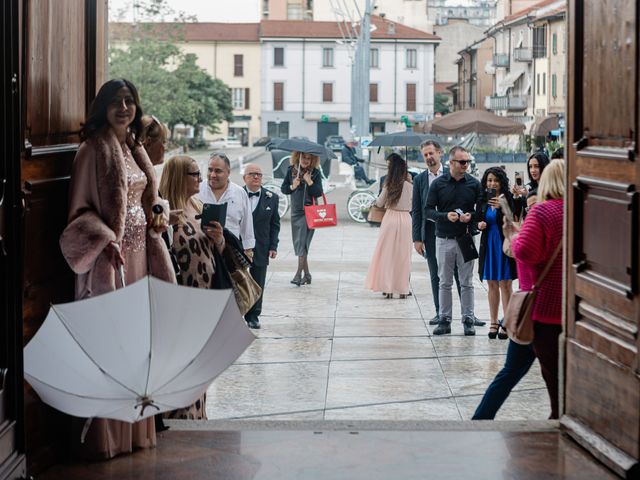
top-left (454, 36), bottom-right (494, 110)
top-left (176, 24), bottom-right (262, 145)
top-left (260, 17), bottom-right (440, 143)
top-left (433, 18), bottom-right (486, 84)
top-left (428, 0), bottom-right (497, 27)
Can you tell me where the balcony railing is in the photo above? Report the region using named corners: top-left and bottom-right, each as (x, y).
top-left (513, 47), bottom-right (532, 62)
top-left (533, 45), bottom-right (547, 58)
top-left (486, 95), bottom-right (529, 111)
top-left (492, 53), bottom-right (509, 67)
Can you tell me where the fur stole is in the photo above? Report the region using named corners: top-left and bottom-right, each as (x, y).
top-left (60, 128), bottom-right (175, 297)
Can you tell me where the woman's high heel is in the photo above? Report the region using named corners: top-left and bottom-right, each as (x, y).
top-left (290, 273), bottom-right (302, 286)
top-left (301, 273), bottom-right (312, 285)
top-left (384, 293), bottom-right (393, 299)
top-left (399, 294), bottom-right (408, 299)
top-left (497, 320), bottom-right (508, 340)
top-left (488, 322), bottom-right (499, 339)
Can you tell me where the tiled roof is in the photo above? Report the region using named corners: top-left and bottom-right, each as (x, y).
top-left (110, 22), bottom-right (260, 42)
top-left (503, 0), bottom-right (564, 25)
top-left (110, 16), bottom-right (440, 43)
top-left (260, 16), bottom-right (440, 41)
top-left (435, 82), bottom-right (456, 94)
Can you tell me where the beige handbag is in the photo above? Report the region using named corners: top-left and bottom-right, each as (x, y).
top-left (366, 204), bottom-right (386, 224)
top-left (229, 267), bottom-right (262, 316)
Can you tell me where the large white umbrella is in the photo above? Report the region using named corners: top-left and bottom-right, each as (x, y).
top-left (24, 276), bottom-right (254, 423)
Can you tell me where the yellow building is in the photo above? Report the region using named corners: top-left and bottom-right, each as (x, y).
top-left (175, 23), bottom-right (262, 146)
top-left (110, 22), bottom-right (262, 146)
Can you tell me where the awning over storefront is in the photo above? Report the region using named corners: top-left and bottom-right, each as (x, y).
top-left (531, 115), bottom-right (560, 136)
top-left (497, 70), bottom-right (524, 96)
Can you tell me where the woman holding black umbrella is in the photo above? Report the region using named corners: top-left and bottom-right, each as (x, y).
top-left (281, 151), bottom-right (323, 286)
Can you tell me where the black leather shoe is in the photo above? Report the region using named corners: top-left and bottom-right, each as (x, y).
top-left (433, 318), bottom-right (451, 335)
top-left (429, 315), bottom-right (440, 325)
top-left (473, 316), bottom-right (486, 327)
top-left (463, 316), bottom-right (476, 336)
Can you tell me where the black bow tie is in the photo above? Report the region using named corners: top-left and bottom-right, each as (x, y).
top-left (247, 191), bottom-right (260, 198)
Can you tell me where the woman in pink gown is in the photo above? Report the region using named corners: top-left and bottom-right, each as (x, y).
top-left (60, 79), bottom-right (175, 459)
top-left (364, 153), bottom-right (413, 298)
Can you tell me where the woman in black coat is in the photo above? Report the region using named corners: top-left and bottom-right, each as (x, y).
top-left (281, 151), bottom-right (323, 286)
top-left (477, 167), bottom-right (518, 339)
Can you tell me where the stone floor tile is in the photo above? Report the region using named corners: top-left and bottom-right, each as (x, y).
top-left (256, 316), bottom-right (335, 338)
top-left (438, 355), bottom-right (545, 397)
top-left (325, 358), bottom-right (451, 409)
top-left (333, 317), bottom-right (430, 337)
top-left (331, 337), bottom-right (436, 361)
top-left (431, 335), bottom-right (511, 357)
top-left (324, 397), bottom-right (462, 421)
top-left (236, 338), bottom-right (333, 364)
top-left (456, 388), bottom-right (551, 420)
top-left (206, 362), bottom-right (329, 419)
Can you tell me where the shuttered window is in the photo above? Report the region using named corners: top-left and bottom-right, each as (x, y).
top-left (245, 88), bottom-right (250, 109)
top-left (234, 54), bottom-right (243, 76)
top-left (322, 83), bottom-right (333, 102)
top-left (274, 47), bottom-right (284, 66)
top-left (406, 83), bottom-right (416, 111)
top-left (274, 82), bottom-right (284, 111)
top-left (370, 83), bottom-right (378, 103)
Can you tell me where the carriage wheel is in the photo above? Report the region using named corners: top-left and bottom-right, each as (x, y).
top-left (347, 190), bottom-right (376, 223)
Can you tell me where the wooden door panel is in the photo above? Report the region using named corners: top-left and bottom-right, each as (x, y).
top-left (582, 0), bottom-right (636, 143)
top-left (565, 0), bottom-right (640, 477)
top-left (26, 0), bottom-right (86, 147)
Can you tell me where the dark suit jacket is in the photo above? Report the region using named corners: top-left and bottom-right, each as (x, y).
top-left (246, 186), bottom-right (281, 267)
top-left (411, 167), bottom-right (448, 245)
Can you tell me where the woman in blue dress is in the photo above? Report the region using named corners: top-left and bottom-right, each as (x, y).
top-left (477, 167), bottom-right (518, 339)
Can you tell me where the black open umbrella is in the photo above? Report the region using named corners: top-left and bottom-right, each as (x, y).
top-left (368, 131), bottom-right (442, 158)
top-left (267, 138), bottom-right (337, 161)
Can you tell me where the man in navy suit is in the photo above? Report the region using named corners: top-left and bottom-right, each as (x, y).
top-left (412, 140), bottom-right (485, 327)
top-left (243, 164), bottom-right (281, 329)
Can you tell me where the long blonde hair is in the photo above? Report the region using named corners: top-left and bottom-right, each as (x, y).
top-left (159, 155), bottom-right (201, 221)
top-left (537, 159), bottom-right (565, 201)
top-left (291, 151), bottom-right (320, 170)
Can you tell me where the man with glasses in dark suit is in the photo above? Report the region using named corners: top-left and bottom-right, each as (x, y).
top-left (426, 145), bottom-right (482, 336)
top-left (242, 164), bottom-right (281, 329)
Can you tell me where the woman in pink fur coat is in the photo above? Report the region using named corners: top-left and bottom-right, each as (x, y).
top-left (59, 79), bottom-right (176, 459)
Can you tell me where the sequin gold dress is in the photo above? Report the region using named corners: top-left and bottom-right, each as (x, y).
top-left (61, 129), bottom-right (178, 459)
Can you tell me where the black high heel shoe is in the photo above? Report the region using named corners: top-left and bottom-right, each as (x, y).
top-left (497, 320), bottom-right (508, 340)
top-left (290, 273), bottom-right (302, 286)
top-left (384, 293), bottom-right (393, 299)
top-left (301, 273), bottom-right (312, 285)
top-left (488, 322), bottom-right (499, 339)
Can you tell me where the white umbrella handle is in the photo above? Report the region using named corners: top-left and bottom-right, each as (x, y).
top-left (118, 265), bottom-right (126, 288)
top-left (80, 417), bottom-right (93, 443)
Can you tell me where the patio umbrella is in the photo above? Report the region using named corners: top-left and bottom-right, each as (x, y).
top-left (429, 109), bottom-right (525, 135)
top-left (24, 276), bottom-right (255, 423)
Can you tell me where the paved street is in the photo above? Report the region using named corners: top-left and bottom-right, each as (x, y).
top-left (159, 151), bottom-right (551, 423)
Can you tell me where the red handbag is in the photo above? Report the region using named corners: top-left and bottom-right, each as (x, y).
top-left (304, 194), bottom-right (337, 229)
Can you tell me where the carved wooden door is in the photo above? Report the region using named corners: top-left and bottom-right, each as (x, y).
top-left (563, 1), bottom-right (640, 477)
top-left (0, 0), bottom-right (28, 478)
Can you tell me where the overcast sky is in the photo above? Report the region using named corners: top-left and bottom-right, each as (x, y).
top-left (108, 0), bottom-right (261, 22)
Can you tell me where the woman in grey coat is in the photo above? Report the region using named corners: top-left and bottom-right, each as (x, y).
top-left (281, 151), bottom-right (323, 286)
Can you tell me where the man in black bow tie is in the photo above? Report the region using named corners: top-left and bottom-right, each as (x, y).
top-left (242, 164), bottom-right (281, 329)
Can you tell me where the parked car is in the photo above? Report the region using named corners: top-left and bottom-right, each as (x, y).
top-left (253, 136), bottom-right (272, 147)
top-left (209, 136), bottom-right (242, 149)
top-left (324, 135), bottom-right (345, 151)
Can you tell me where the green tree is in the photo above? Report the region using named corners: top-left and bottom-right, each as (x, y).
top-left (434, 93), bottom-right (451, 115)
top-left (108, 1), bottom-right (232, 139)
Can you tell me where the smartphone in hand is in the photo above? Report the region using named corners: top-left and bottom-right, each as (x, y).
top-left (515, 171), bottom-right (524, 186)
top-left (486, 187), bottom-right (497, 199)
